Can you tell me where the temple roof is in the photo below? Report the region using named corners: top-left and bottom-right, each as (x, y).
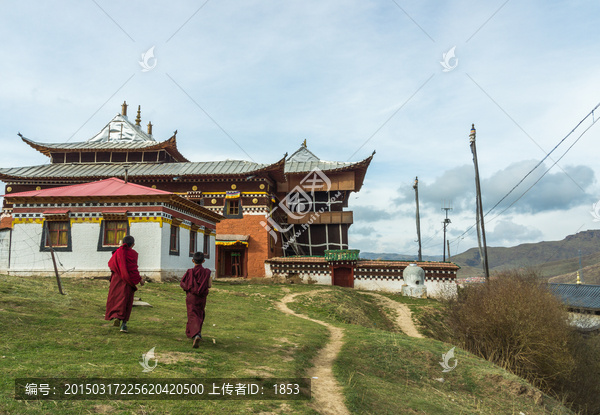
top-left (0, 156), bottom-right (287, 183)
top-left (548, 283), bottom-right (600, 310)
top-left (19, 133), bottom-right (189, 162)
top-left (87, 114), bottom-right (155, 143)
top-left (285, 145), bottom-right (375, 192)
top-left (4, 177), bottom-right (171, 198)
top-left (5, 177), bottom-right (225, 223)
top-left (285, 145), bottom-right (358, 172)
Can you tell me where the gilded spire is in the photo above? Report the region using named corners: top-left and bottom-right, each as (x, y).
top-left (121, 101), bottom-right (128, 116)
top-left (147, 121), bottom-right (153, 135)
top-left (302, 139), bottom-right (307, 148)
top-left (135, 105), bottom-right (141, 126)
top-left (576, 271), bottom-right (582, 285)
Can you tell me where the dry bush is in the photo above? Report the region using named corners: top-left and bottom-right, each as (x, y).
top-left (445, 269), bottom-right (600, 414)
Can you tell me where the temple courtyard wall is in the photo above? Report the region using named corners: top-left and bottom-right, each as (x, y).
top-left (264, 257), bottom-right (459, 299)
top-left (2, 221), bottom-right (216, 281)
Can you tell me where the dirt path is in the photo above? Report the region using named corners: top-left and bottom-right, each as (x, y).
top-left (362, 292), bottom-right (423, 338)
top-left (275, 291), bottom-right (351, 415)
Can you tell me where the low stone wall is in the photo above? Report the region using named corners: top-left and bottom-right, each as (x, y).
top-left (265, 257), bottom-right (459, 298)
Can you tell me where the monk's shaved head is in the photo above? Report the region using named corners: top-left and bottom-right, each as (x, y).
top-left (123, 235), bottom-right (135, 247)
top-left (193, 252), bottom-right (205, 263)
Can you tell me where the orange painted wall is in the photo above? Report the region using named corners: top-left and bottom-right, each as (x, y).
top-left (217, 215), bottom-right (275, 278)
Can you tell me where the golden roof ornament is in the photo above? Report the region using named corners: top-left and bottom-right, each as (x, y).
top-left (121, 101), bottom-right (128, 116)
top-left (135, 105), bottom-right (141, 126)
top-left (302, 139), bottom-right (307, 148)
top-left (147, 121), bottom-right (153, 135)
top-left (576, 271), bottom-right (582, 285)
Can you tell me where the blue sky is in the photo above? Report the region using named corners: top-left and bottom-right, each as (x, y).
top-left (1, 0), bottom-right (599, 257)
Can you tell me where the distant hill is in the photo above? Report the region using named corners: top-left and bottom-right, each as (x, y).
top-left (360, 252), bottom-right (443, 262)
top-left (361, 230), bottom-right (600, 280)
top-left (450, 230), bottom-right (600, 279)
top-left (549, 254), bottom-right (600, 285)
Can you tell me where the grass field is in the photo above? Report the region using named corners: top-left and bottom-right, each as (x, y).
top-left (0, 275), bottom-right (574, 414)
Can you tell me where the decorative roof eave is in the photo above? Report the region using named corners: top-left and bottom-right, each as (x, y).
top-left (252, 154), bottom-right (287, 184)
top-left (17, 133), bottom-right (189, 162)
top-left (285, 151), bottom-right (375, 192)
top-left (7, 193), bottom-right (224, 224)
top-left (167, 194), bottom-right (225, 223)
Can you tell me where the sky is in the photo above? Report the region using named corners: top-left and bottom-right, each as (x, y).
top-left (1, 0), bottom-right (599, 257)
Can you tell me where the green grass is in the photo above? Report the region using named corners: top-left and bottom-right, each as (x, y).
top-left (0, 275), bottom-right (328, 414)
top-left (0, 276), bottom-right (575, 414)
top-left (287, 287), bottom-right (574, 415)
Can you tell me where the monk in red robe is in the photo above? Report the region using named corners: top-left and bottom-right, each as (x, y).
top-left (105, 235), bottom-right (144, 333)
top-left (180, 252), bottom-right (212, 348)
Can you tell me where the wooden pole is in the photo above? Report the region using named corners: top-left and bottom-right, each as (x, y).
top-left (45, 225), bottom-right (66, 295)
top-left (447, 240), bottom-right (451, 259)
top-left (413, 177), bottom-right (422, 262)
top-left (469, 124), bottom-right (490, 280)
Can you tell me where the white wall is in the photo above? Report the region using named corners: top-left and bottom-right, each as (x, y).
top-left (0, 229), bottom-right (10, 271)
top-left (8, 221), bottom-right (217, 281)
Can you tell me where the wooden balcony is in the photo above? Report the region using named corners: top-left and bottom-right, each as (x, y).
top-left (286, 211), bottom-right (353, 225)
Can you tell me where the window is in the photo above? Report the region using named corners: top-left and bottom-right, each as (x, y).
top-left (227, 200), bottom-right (239, 215)
top-left (223, 199), bottom-right (243, 219)
top-left (189, 230), bottom-right (197, 256)
top-left (103, 221), bottom-right (128, 246)
top-left (170, 224), bottom-right (179, 254)
top-left (203, 233), bottom-right (210, 259)
top-left (46, 222), bottom-right (69, 247)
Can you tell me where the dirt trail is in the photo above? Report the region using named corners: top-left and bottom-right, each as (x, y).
top-left (363, 292), bottom-right (423, 338)
top-left (275, 291), bottom-right (351, 415)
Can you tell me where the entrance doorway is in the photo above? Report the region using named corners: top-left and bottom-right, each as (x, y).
top-left (216, 246), bottom-right (247, 278)
top-left (332, 266), bottom-right (353, 288)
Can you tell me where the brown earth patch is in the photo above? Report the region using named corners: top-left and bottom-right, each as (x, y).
top-left (93, 404), bottom-right (114, 414)
top-left (486, 374), bottom-right (544, 405)
top-left (157, 352), bottom-right (205, 364)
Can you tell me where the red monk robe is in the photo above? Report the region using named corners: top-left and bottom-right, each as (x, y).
top-left (180, 264), bottom-right (211, 338)
top-left (105, 244), bottom-right (142, 323)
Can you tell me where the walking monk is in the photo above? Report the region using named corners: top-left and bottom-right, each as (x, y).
top-left (105, 235), bottom-right (144, 333)
top-left (180, 252), bottom-right (212, 348)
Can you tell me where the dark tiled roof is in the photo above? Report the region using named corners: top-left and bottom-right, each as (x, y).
top-left (547, 283), bottom-right (600, 310)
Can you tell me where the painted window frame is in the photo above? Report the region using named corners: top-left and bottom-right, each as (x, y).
top-left (223, 199), bottom-right (243, 219)
top-left (189, 229), bottom-right (197, 257)
top-left (97, 220), bottom-right (130, 251)
top-left (40, 221), bottom-right (72, 252)
top-left (203, 233), bottom-right (211, 259)
top-left (169, 224), bottom-right (180, 256)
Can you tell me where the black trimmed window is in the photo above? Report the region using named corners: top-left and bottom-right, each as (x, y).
top-left (97, 219), bottom-right (130, 251)
top-left (189, 229), bottom-right (197, 256)
top-left (228, 200), bottom-right (239, 215)
top-left (104, 221), bottom-right (127, 246)
top-left (203, 233), bottom-right (210, 259)
top-left (40, 221), bottom-right (72, 252)
top-left (47, 221), bottom-right (69, 247)
top-left (170, 224), bottom-right (180, 255)
top-left (223, 199), bottom-right (243, 219)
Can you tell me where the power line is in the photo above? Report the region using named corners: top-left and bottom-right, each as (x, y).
top-left (449, 101), bottom-right (600, 246)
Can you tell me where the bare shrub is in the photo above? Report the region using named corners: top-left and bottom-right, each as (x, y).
top-left (445, 268), bottom-right (600, 414)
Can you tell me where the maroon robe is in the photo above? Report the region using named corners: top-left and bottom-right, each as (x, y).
top-left (105, 244), bottom-right (142, 323)
top-left (180, 264), bottom-right (211, 338)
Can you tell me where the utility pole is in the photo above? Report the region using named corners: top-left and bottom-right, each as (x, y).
top-left (470, 124), bottom-right (490, 280)
top-left (447, 240), bottom-right (451, 259)
top-left (442, 200), bottom-right (452, 262)
top-left (413, 177), bottom-right (422, 262)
